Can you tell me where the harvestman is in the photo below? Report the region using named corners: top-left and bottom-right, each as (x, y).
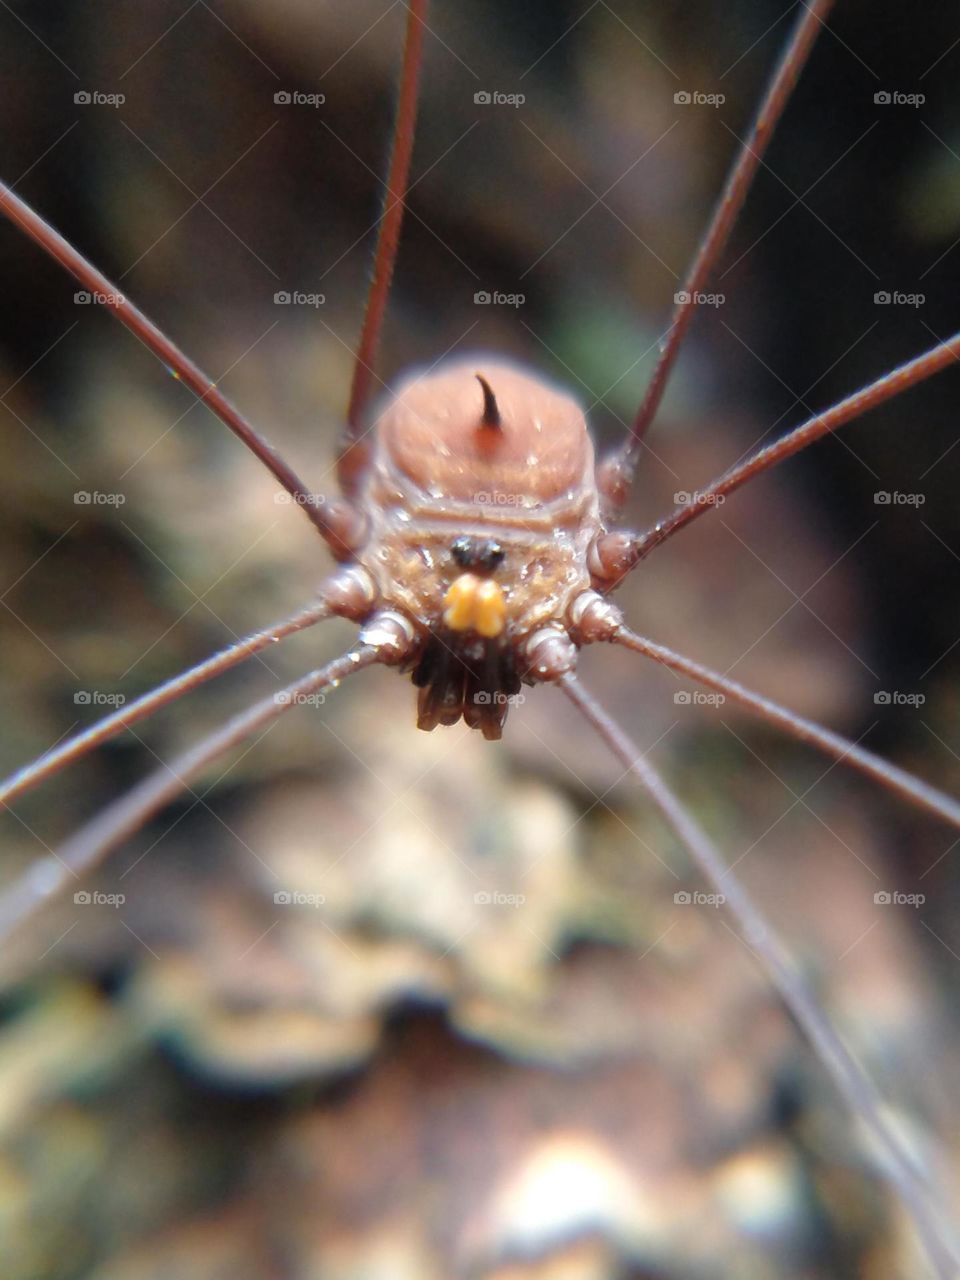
top-left (1, 1), bottom-right (959, 1272)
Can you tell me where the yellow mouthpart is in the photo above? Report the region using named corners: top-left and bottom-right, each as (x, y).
top-left (443, 573), bottom-right (505, 638)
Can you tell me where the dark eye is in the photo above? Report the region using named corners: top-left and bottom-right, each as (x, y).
top-left (450, 536), bottom-right (473, 568)
top-left (450, 537), bottom-right (505, 571)
top-left (479, 541), bottom-right (505, 571)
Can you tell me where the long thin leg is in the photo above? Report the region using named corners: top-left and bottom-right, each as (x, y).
top-left (0, 646), bottom-right (379, 945)
top-left (0, 182), bottom-right (358, 556)
top-left (613, 626), bottom-right (960, 832)
top-left (339, 0), bottom-right (428, 496)
top-left (0, 600), bottom-right (332, 807)
top-left (601, 0), bottom-right (834, 512)
top-left (623, 329), bottom-right (960, 564)
top-left (560, 673), bottom-right (960, 1280)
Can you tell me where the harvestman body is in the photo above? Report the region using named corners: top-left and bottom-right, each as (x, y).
top-left (2, 0), bottom-right (960, 1273)
top-left (329, 359), bottom-right (625, 739)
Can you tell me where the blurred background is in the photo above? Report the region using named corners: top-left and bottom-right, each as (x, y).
top-left (0, 1), bottom-right (959, 1276)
